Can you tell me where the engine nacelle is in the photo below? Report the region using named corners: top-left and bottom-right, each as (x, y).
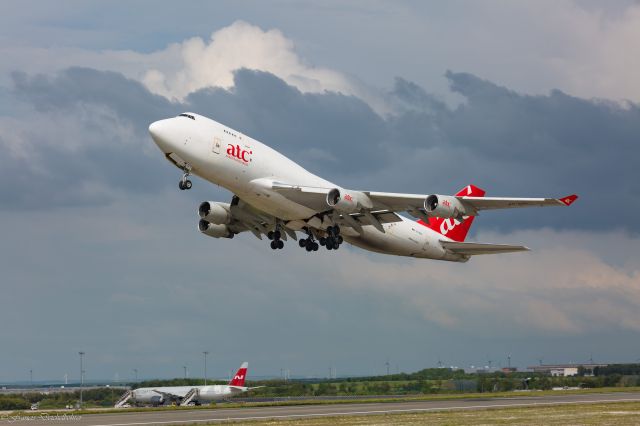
top-left (326, 188), bottom-right (373, 213)
top-left (424, 195), bottom-right (471, 218)
top-left (198, 220), bottom-right (234, 238)
top-left (198, 201), bottom-right (231, 225)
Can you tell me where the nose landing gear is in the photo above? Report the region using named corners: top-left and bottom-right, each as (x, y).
top-left (178, 165), bottom-right (192, 190)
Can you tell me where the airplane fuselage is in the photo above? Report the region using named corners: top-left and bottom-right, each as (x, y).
top-left (132, 385), bottom-right (245, 405)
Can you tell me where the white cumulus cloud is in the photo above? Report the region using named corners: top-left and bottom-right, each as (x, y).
top-left (141, 21), bottom-right (371, 103)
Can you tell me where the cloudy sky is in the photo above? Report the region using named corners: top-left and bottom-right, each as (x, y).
top-left (1, 1), bottom-right (639, 383)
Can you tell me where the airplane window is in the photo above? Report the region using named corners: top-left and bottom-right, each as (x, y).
top-left (178, 113), bottom-right (195, 120)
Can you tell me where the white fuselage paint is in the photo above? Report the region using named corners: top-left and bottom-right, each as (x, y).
top-left (149, 113), bottom-right (465, 261)
top-left (132, 385), bottom-right (246, 405)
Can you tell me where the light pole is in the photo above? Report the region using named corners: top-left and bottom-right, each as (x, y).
top-left (79, 351), bottom-right (85, 409)
top-left (203, 352), bottom-right (209, 386)
top-left (183, 366), bottom-right (187, 379)
top-left (30, 369), bottom-right (33, 387)
top-left (133, 368), bottom-right (138, 382)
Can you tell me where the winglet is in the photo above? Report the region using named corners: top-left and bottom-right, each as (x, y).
top-left (559, 194), bottom-right (578, 206)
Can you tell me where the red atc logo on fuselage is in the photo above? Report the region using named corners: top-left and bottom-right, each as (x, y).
top-left (344, 194), bottom-right (353, 202)
top-left (226, 144), bottom-right (253, 165)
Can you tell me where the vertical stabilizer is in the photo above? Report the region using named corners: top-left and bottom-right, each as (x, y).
top-left (420, 184), bottom-right (486, 242)
top-left (229, 362), bottom-right (248, 386)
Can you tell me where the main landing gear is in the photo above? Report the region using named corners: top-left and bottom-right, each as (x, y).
top-left (178, 166), bottom-right (192, 190)
top-left (268, 225), bottom-right (343, 252)
top-left (298, 226), bottom-right (342, 252)
top-left (322, 225), bottom-right (343, 250)
top-left (267, 228), bottom-right (284, 250)
top-left (299, 229), bottom-right (319, 252)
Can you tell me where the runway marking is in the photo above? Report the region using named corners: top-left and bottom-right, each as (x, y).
top-left (88, 397), bottom-right (640, 425)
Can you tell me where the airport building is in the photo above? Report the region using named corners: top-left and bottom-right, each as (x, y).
top-left (527, 363), bottom-right (608, 377)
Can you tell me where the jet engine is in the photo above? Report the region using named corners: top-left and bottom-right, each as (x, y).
top-left (326, 188), bottom-right (373, 213)
top-left (198, 219), bottom-right (234, 238)
top-left (424, 195), bottom-right (472, 218)
top-left (198, 201), bottom-right (231, 224)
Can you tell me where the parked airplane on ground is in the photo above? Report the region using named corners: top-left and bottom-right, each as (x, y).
top-left (115, 362), bottom-right (259, 407)
top-left (149, 113), bottom-right (577, 261)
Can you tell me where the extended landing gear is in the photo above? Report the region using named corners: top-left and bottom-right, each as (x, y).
top-left (267, 228), bottom-right (284, 250)
top-left (178, 166), bottom-right (192, 190)
top-left (299, 231), bottom-right (319, 252)
top-left (324, 225), bottom-right (343, 250)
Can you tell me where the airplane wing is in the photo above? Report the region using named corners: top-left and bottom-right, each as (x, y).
top-left (228, 385), bottom-right (266, 391)
top-left (271, 182), bottom-right (578, 218)
top-left (440, 241), bottom-right (529, 255)
top-left (152, 389), bottom-right (189, 399)
top-left (365, 192), bottom-right (578, 212)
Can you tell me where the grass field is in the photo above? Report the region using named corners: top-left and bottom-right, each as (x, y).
top-left (207, 402), bottom-right (640, 425)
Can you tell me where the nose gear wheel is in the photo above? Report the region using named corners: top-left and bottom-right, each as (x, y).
top-left (178, 165), bottom-right (193, 190)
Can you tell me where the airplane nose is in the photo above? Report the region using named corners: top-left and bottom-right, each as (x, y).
top-left (148, 119), bottom-right (172, 152)
top-left (148, 120), bottom-right (166, 141)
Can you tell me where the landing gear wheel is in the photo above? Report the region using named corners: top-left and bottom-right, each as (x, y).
top-left (312, 243), bottom-right (319, 251)
top-left (306, 244), bottom-right (313, 252)
top-left (337, 235), bottom-right (343, 244)
top-left (319, 237), bottom-right (326, 246)
top-left (326, 240), bottom-right (334, 250)
top-left (299, 239), bottom-right (307, 248)
top-left (267, 231), bottom-right (274, 240)
top-left (270, 241), bottom-right (278, 250)
top-left (179, 164), bottom-right (192, 190)
top-left (277, 240), bottom-right (284, 249)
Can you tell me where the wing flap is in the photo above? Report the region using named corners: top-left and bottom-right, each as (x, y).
top-left (271, 182), bottom-right (331, 211)
top-left (350, 210), bottom-right (403, 225)
top-left (440, 240), bottom-right (530, 255)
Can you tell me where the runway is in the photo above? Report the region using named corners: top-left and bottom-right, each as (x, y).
top-left (4, 392), bottom-right (640, 425)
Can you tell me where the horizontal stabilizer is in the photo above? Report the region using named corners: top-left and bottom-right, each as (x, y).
top-left (440, 240), bottom-right (529, 255)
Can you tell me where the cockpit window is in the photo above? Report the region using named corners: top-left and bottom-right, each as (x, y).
top-left (178, 113), bottom-right (195, 120)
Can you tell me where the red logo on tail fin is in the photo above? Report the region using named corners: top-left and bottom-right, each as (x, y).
top-left (229, 362), bottom-right (248, 387)
top-left (418, 184), bottom-right (485, 242)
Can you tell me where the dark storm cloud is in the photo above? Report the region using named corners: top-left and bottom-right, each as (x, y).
top-left (2, 68), bottom-right (181, 209)
top-left (186, 69), bottom-right (388, 172)
top-left (11, 67), bottom-right (176, 127)
top-left (4, 67), bottom-right (639, 232)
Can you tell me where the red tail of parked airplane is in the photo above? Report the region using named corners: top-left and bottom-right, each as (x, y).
top-left (229, 362), bottom-right (248, 386)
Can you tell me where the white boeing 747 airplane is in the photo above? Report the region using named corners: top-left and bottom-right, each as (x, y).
top-left (149, 112), bottom-right (577, 262)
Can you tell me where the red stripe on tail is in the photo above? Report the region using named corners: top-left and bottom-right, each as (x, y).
top-left (418, 184), bottom-right (486, 242)
top-left (229, 362), bottom-right (248, 386)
